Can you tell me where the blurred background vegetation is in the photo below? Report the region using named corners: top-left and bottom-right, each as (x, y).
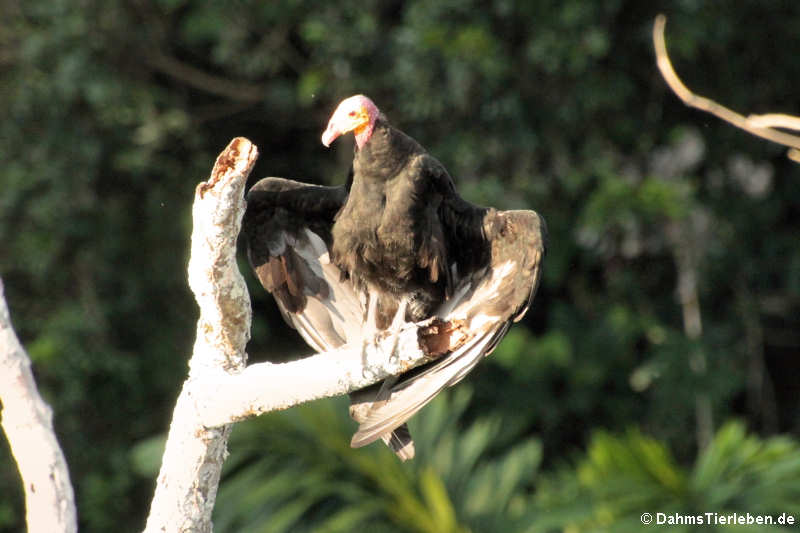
top-left (2, 0), bottom-right (800, 531)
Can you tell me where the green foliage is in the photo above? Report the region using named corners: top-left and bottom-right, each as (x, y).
top-left (2, 0), bottom-right (800, 532)
top-left (207, 388), bottom-right (541, 533)
top-left (534, 421), bottom-right (800, 532)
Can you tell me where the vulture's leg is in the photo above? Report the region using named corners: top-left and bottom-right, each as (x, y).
top-left (386, 298), bottom-right (409, 360)
top-left (361, 293), bottom-right (380, 358)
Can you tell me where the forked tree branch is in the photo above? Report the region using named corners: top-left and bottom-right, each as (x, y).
top-left (0, 279), bottom-right (78, 533)
top-left (653, 14), bottom-right (800, 163)
top-left (143, 138), bottom-right (436, 532)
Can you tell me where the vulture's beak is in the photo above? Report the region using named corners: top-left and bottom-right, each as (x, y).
top-left (321, 123), bottom-right (341, 148)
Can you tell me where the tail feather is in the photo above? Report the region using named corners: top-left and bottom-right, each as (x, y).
top-left (349, 387), bottom-right (415, 460)
top-left (380, 424), bottom-right (415, 461)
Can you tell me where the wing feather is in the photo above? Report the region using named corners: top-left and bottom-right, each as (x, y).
top-left (244, 177), bottom-right (546, 459)
top-left (244, 177), bottom-right (363, 351)
top-left (350, 208), bottom-right (546, 448)
top-left (244, 176), bottom-right (416, 458)
top-left (351, 329), bottom-right (497, 447)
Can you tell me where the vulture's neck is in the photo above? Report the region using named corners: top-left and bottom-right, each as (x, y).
top-left (353, 118), bottom-right (418, 184)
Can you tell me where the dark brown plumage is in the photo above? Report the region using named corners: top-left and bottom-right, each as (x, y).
top-left (243, 95), bottom-right (546, 460)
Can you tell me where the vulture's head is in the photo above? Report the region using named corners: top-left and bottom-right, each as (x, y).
top-left (321, 95), bottom-right (379, 149)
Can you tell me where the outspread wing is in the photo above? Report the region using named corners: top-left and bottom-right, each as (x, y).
top-left (243, 177), bottom-right (365, 351)
top-left (243, 176), bottom-right (417, 459)
top-left (350, 208), bottom-right (546, 448)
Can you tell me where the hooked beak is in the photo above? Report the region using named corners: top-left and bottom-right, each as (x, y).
top-left (321, 123), bottom-right (341, 148)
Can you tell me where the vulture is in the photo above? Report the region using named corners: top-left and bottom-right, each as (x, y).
top-left (243, 95), bottom-right (546, 460)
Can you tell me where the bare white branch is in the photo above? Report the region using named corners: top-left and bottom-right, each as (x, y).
top-left (0, 278), bottom-right (78, 533)
top-left (194, 324), bottom-right (436, 427)
top-left (746, 113), bottom-right (800, 132)
top-left (653, 14), bottom-right (800, 162)
top-left (143, 137), bottom-right (257, 533)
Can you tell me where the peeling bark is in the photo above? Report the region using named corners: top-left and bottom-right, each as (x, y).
top-left (143, 138), bottom-right (256, 533)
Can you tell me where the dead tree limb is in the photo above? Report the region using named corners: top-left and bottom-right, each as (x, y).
top-left (0, 278), bottom-right (78, 533)
top-left (142, 137), bottom-right (257, 533)
top-left (653, 14), bottom-right (800, 163)
top-left (143, 138), bottom-right (437, 531)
